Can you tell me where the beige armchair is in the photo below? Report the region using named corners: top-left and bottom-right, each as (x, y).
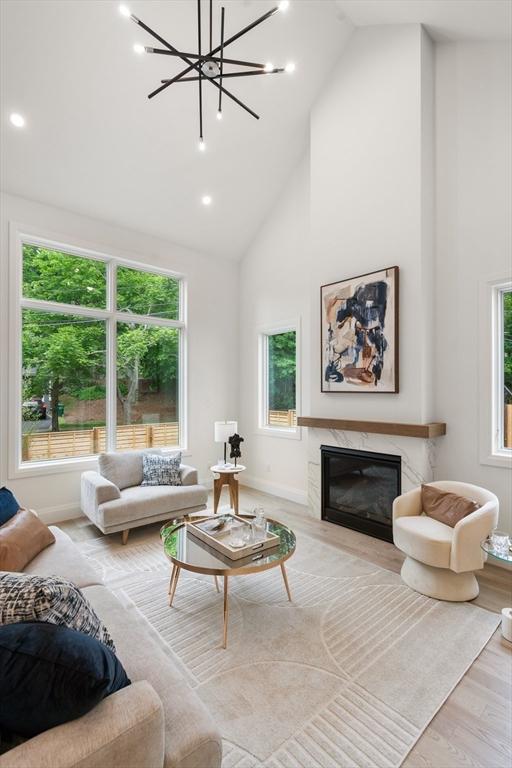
top-left (81, 449), bottom-right (207, 544)
top-left (393, 481), bottom-right (499, 601)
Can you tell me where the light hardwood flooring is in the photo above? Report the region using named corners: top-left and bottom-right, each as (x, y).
top-left (61, 486), bottom-right (512, 768)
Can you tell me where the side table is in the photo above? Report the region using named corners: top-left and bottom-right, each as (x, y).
top-left (480, 538), bottom-right (512, 642)
top-left (210, 464), bottom-right (246, 515)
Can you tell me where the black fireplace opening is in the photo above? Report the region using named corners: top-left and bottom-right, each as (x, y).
top-left (321, 445), bottom-right (401, 542)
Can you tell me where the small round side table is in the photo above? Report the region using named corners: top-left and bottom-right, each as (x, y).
top-left (210, 464), bottom-right (246, 515)
top-left (481, 538), bottom-right (512, 642)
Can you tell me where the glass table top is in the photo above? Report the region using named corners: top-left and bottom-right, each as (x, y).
top-left (481, 537), bottom-right (512, 564)
top-left (161, 515), bottom-right (296, 575)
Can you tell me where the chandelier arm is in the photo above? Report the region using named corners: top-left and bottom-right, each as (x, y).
top-left (147, 48), bottom-right (265, 70)
top-left (147, 5), bottom-right (279, 99)
top-left (166, 69), bottom-right (284, 82)
top-left (136, 12), bottom-right (255, 118)
top-left (198, 0), bottom-right (203, 140)
top-left (218, 6), bottom-right (225, 115)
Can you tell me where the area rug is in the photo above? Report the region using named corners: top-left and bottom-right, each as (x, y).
top-left (79, 527), bottom-right (499, 768)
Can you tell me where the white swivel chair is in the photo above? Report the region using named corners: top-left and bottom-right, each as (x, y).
top-left (393, 481), bottom-right (499, 601)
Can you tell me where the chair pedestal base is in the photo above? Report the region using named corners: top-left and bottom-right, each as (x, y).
top-left (400, 556), bottom-right (479, 602)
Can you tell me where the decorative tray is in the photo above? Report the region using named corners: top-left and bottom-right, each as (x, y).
top-left (188, 513), bottom-right (279, 561)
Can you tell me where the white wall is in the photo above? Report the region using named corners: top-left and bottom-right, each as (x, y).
top-left (0, 192), bottom-right (239, 520)
top-left (238, 159), bottom-right (310, 504)
top-left (310, 24), bottom-right (434, 424)
top-left (434, 41), bottom-right (512, 533)
top-left (238, 27), bottom-right (512, 533)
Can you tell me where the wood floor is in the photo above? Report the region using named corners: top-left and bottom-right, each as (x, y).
top-left (61, 486), bottom-right (512, 768)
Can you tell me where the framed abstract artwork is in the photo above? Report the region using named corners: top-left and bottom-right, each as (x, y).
top-left (321, 266), bottom-right (399, 393)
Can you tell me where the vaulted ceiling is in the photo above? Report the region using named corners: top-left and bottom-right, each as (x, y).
top-left (1, 1), bottom-right (510, 259)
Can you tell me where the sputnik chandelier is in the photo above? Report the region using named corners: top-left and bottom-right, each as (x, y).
top-left (119, 1), bottom-right (294, 150)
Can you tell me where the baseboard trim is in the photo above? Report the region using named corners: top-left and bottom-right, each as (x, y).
top-left (240, 474), bottom-right (307, 506)
top-left (38, 502), bottom-right (83, 524)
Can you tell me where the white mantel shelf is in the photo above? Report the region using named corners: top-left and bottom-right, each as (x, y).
top-left (297, 417), bottom-right (446, 439)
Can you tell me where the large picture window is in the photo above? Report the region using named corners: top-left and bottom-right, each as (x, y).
top-left (259, 325), bottom-right (299, 435)
top-left (18, 240), bottom-right (185, 465)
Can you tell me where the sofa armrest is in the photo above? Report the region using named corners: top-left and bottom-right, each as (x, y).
top-left (81, 471), bottom-right (121, 521)
top-left (392, 487), bottom-right (422, 522)
top-left (451, 500), bottom-right (499, 573)
top-left (0, 682), bottom-right (164, 768)
top-left (180, 464), bottom-right (198, 486)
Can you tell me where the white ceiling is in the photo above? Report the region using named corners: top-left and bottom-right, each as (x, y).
top-left (1, 1), bottom-right (510, 260)
top-left (337, 0), bottom-right (512, 42)
top-left (0, 0), bottom-right (351, 259)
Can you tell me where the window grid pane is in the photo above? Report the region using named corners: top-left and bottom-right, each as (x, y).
top-left (266, 330), bottom-right (297, 428)
top-left (116, 265), bottom-right (180, 320)
top-left (116, 322), bottom-right (180, 450)
top-left (22, 244), bottom-right (107, 309)
top-left (21, 310), bottom-right (106, 462)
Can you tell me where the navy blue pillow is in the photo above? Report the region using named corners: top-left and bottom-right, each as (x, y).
top-left (0, 622), bottom-right (130, 737)
top-left (0, 487), bottom-right (20, 525)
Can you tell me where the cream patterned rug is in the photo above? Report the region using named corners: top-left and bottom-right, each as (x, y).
top-left (79, 526), bottom-right (499, 768)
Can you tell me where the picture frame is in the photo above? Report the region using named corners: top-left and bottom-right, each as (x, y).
top-left (320, 266), bottom-right (399, 393)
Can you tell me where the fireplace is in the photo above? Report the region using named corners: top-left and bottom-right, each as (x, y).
top-left (321, 445), bottom-right (401, 542)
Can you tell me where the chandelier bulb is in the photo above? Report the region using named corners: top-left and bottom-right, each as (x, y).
top-left (216, 110), bottom-right (223, 121)
top-left (285, 62), bottom-right (296, 74)
top-left (133, 43), bottom-right (145, 54)
top-left (119, 5), bottom-right (131, 17)
top-left (264, 62), bottom-right (274, 73)
top-left (198, 139), bottom-right (206, 152)
top-left (278, 1), bottom-right (290, 12)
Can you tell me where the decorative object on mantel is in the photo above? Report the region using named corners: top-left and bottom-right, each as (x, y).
top-left (297, 416), bottom-right (446, 439)
top-left (228, 433), bottom-right (244, 467)
top-left (214, 420), bottom-right (237, 466)
top-left (321, 266), bottom-right (399, 393)
top-left (119, 0), bottom-right (294, 149)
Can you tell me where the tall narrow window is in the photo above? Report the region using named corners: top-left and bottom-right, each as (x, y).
top-left (19, 241), bottom-right (185, 465)
top-left (501, 287), bottom-right (512, 450)
top-left (259, 327), bottom-right (298, 432)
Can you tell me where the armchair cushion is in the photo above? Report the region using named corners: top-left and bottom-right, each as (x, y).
top-left (422, 484), bottom-right (479, 528)
top-left (97, 484), bottom-right (207, 529)
top-left (393, 515), bottom-right (453, 569)
top-left (98, 449), bottom-right (162, 491)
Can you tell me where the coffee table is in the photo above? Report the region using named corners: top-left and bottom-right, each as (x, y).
top-left (160, 515), bottom-right (296, 648)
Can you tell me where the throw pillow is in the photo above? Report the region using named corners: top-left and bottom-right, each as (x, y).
top-left (0, 622), bottom-right (130, 738)
top-left (0, 573), bottom-right (116, 652)
top-left (142, 452), bottom-right (182, 486)
top-left (422, 484), bottom-right (479, 528)
top-left (0, 487), bottom-right (20, 526)
top-left (0, 509), bottom-right (55, 572)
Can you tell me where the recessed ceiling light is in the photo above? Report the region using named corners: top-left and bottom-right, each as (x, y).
top-left (133, 43), bottom-right (145, 54)
top-left (264, 62), bottom-right (274, 73)
top-left (9, 113), bottom-right (25, 128)
top-left (119, 5), bottom-right (131, 18)
top-left (202, 195), bottom-right (212, 206)
top-left (285, 62), bottom-right (296, 74)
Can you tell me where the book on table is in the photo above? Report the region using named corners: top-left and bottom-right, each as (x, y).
top-left (188, 513), bottom-right (280, 561)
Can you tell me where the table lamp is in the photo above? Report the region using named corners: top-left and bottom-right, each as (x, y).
top-left (214, 421), bottom-right (238, 466)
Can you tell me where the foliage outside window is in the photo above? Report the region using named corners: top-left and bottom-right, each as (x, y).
top-left (261, 329), bottom-right (297, 429)
top-left (21, 243), bottom-right (183, 464)
top-left (502, 289), bottom-right (512, 449)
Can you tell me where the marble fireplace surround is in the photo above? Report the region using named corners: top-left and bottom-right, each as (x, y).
top-left (306, 426), bottom-right (439, 520)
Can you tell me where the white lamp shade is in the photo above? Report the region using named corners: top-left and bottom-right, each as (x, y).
top-left (214, 421), bottom-right (238, 442)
